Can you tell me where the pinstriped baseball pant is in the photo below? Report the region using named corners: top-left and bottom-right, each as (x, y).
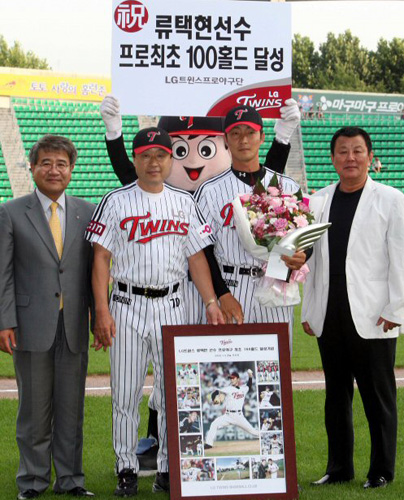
top-left (110, 283), bottom-right (186, 474)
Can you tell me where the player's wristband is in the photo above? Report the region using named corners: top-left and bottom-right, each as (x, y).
top-left (205, 298), bottom-right (217, 309)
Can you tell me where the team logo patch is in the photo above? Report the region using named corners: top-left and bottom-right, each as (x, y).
top-left (235, 108), bottom-right (248, 121)
top-left (86, 220), bottom-right (106, 236)
top-left (147, 130), bottom-right (160, 143)
top-left (197, 223), bottom-right (212, 239)
top-left (112, 294), bottom-right (132, 305)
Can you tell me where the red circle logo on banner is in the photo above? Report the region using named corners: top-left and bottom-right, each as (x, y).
top-left (114, 0), bottom-right (149, 33)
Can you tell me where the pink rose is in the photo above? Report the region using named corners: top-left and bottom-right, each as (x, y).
top-left (239, 194), bottom-right (251, 205)
top-left (274, 205), bottom-right (287, 215)
top-left (294, 215), bottom-right (309, 228)
top-left (273, 218), bottom-right (288, 231)
top-left (298, 201), bottom-right (310, 213)
top-left (267, 186), bottom-right (280, 196)
top-left (269, 197), bottom-right (283, 208)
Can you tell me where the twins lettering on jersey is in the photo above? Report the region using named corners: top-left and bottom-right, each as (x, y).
top-left (230, 392), bottom-right (244, 400)
top-left (120, 212), bottom-right (189, 243)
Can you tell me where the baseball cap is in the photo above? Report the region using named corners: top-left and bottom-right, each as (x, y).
top-left (224, 105), bottom-right (263, 133)
top-left (228, 371), bottom-right (240, 379)
top-left (158, 116), bottom-right (224, 136)
top-left (132, 127), bottom-right (172, 155)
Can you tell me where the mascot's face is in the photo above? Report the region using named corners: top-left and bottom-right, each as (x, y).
top-left (166, 134), bottom-right (231, 191)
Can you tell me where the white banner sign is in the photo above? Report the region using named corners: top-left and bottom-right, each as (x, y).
top-left (111, 0), bottom-right (291, 117)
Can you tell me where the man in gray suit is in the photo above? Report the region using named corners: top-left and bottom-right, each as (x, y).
top-left (0, 136), bottom-right (95, 499)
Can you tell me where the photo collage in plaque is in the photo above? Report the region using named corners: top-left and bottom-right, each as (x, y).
top-left (175, 359), bottom-right (285, 484)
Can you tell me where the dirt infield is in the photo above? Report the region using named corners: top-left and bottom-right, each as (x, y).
top-left (2, 369), bottom-right (404, 399)
top-left (204, 439), bottom-right (260, 457)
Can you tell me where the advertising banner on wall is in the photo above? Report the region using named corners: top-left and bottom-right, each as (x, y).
top-left (0, 70), bottom-right (110, 101)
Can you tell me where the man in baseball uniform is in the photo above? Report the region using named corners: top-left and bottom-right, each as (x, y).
top-left (268, 459), bottom-right (280, 479)
top-left (86, 127), bottom-right (224, 496)
top-left (260, 388), bottom-right (276, 408)
top-left (178, 364), bottom-right (187, 385)
top-left (186, 364), bottom-right (198, 385)
top-left (194, 105), bottom-right (307, 346)
top-left (270, 434), bottom-right (282, 455)
top-left (204, 371), bottom-right (258, 449)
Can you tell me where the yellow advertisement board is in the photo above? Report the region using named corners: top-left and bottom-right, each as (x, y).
top-left (0, 70), bottom-right (111, 102)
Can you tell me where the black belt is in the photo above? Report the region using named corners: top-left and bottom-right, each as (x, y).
top-left (223, 265), bottom-right (264, 278)
top-left (117, 281), bottom-right (179, 299)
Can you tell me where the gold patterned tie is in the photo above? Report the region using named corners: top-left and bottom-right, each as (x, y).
top-left (49, 202), bottom-right (63, 308)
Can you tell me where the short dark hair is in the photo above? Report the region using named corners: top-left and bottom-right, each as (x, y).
top-left (29, 135), bottom-right (78, 165)
top-left (330, 127), bottom-right (372, 155)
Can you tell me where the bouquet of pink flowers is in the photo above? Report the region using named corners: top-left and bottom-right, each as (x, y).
top-left (232, 174), bottom-right (314, 307)
top-left (239, 180), bottom-right (315, 252)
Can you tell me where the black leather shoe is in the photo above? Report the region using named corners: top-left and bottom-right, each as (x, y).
top-left (58, 488), bottom-right (95, 497)
top-left (363, 477), bottom-right (388, 489)
top-left (115, 469), bottom-right (138, 497)
top-left (152, 472), bottom-right (169, 493)
top-left (311, 474), bottom-right (352, 486)
top-left (17, 491), bottom-right (40, 500)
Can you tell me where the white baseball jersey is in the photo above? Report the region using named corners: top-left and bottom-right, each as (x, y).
top-left (268, 462), bottom-right (279, 478)
top-left (85, 182), bottom-right (211, 475)
top-left (195, 167), bottom-right (299, 331)
top-left (271, 438), bottom-right (282, 455)
top-left (178, 368), bottom-right (187, 383)
top-left (260, 391), bottom-right (274, 408)
top-left (221, 385), bottom-right (248, 412)
top-left (86, 182), bottom-right (211, 286)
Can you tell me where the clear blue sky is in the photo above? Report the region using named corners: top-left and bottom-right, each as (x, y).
top-left (0, 1), bottom-right (402, 76)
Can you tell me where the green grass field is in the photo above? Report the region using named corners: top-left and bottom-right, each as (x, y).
top-left (1, 390), bottom-right (404, 499)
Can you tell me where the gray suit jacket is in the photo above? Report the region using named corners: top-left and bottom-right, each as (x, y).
top-left (0, 192), bottom-right (95, 353)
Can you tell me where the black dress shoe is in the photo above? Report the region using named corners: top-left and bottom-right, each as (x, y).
top-left (311, 474), bottom-right (352, 486)
top-left (57, 488), bottom-right (95, 497)
top-left (17, 491), bottom-right (40, 500)
top-left (363, 477), bottom-right (388, 489)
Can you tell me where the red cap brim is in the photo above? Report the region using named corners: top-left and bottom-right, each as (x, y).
top-left (225, 121), bottom-right (262, 133)
top-left (134, 145), bottom-right (172, 154)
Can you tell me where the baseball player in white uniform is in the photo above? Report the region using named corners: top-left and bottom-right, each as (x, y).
top-left (186, 364), bottom-right (198, 385)
top-left (260, 388), bottom-right (275, 408)
top-left (270, 435), bottom-right (282, 455)
top-left (197, 442), bottom-right (203, 456)
top-left (268, 459), bottom-right (280, 479)
top-left (195, 105), bottom-right (308, 347)
top-left (204, 370), bottom-right (259, 449)
top-left (178, 364), bottom-right (187, 385)
top-left (86, 127), bottom-right (224, 496)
